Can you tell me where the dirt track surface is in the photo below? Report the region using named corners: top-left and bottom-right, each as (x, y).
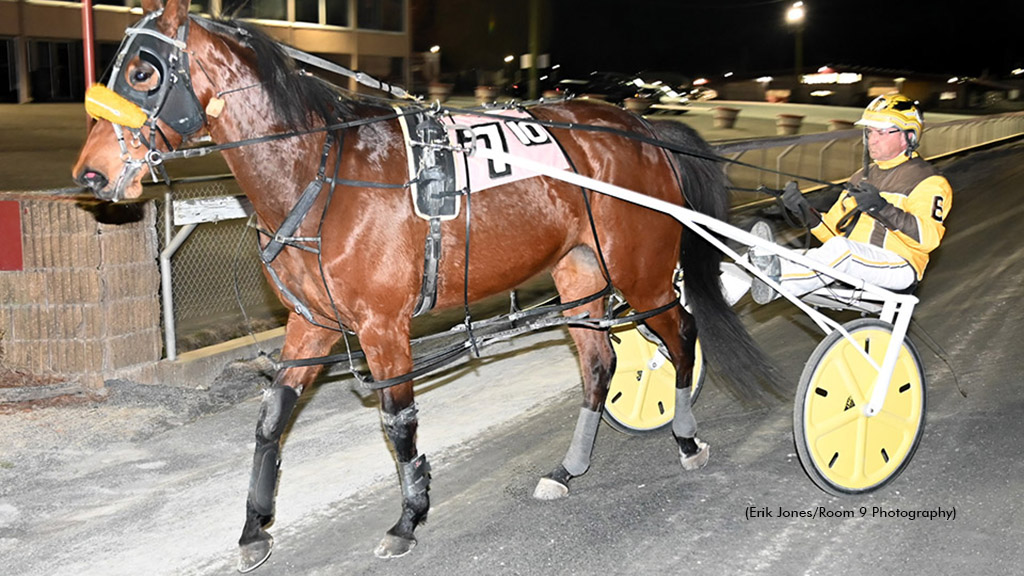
top-left (0, 330), bottom-right (586, 575)
top-left (2, 142), bottom-right (1023, 575)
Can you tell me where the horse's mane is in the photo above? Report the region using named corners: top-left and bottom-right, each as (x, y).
top-left (215, 18), bottom-right (366, 131)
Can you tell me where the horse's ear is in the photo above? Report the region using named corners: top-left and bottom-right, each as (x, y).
top-left (141, 0), bottom-right (163, 14)
top-left (154, 0), bottom-right (191, 36)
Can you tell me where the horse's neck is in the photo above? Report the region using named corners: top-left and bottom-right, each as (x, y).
top-left (226, 134), bottom-right (325, 228)
top-left (197, 45), bottom-right (323, 223)
top-left (218, 125), bottom-right (323, 222)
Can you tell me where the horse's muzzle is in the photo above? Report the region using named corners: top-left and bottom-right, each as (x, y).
top-left (74, 168), bottom-right (116, 201)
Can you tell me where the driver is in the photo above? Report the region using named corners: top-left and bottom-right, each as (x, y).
top-left (749, 94), bottom-right (953, 303)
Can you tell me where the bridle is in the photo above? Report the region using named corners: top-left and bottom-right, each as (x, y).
top-left (85, 10), bottom-right (206, 196)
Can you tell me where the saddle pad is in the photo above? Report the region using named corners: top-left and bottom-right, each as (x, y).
top-left (446, 109), bottom-right (571, 196)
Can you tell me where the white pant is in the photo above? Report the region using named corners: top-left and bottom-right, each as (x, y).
top-left (779, 237), bottom-right (917, 297)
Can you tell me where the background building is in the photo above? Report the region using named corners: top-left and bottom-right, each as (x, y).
top-left (0, 0), bottom-right (410, 103)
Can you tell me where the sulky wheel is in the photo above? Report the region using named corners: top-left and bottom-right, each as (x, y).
top-left (603, 320), bottom-right (705, 435)
top-left (794, 318), bottom-right (926, 496)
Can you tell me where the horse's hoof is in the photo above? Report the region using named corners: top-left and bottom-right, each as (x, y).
top-left (238, 533), bottom-right (274, 573)
top-left (374, 533), bottom-right (417, 558)
top-left (533, 476), bottom-right (570, 500)
top-left (679, 439), bottom-right (710, 471)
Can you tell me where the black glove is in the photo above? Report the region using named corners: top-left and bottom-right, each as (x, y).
top-left (781, 181), bottom-right (808, 213)
top-left (781, 181), bottom-right (821, 227)
top-left (847, 181), bottom-right (888, 214)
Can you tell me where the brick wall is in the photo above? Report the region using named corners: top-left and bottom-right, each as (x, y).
top-left (0, 200), bottom-right (161, 388)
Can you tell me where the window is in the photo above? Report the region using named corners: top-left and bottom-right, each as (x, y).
top-left (357, 0), bottom-right (402, 31)
top-left (295, 0), bottom-right (319, 23)
top-left (222, 0), bottom-right (286, 21)
top-left (325, 0), bottom-right (348, 26)
top-left (27, 40), bottom-right (83, 102)
top-left (221, 0), bottom-right (254, 19)
top-left (1, 38), bottom-right (16, 103)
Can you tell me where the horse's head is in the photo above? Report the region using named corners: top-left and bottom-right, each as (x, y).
top-left (73, 0), bottom-right (204, 201)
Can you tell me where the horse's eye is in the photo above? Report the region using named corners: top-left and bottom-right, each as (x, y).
top-left (125, 60), bottom-right (161, 92)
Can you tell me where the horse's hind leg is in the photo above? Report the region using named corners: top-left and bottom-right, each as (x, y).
top-left (534, 247), bottom-right (615, 500)
top-left (238, 315), bottom-right (340, 573)
top-left (640, 303), bottom-right (710, 470)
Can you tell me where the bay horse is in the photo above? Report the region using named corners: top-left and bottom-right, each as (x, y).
top-left (72, 0), bottom-right (773, 571)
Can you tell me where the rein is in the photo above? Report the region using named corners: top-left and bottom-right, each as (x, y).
top-left (157, 108), bottom-right (417, 163)
top-left (440, 105), bottom-right (848, 192)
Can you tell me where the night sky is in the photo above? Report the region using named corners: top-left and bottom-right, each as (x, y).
top-left (542, 0), bottom-right (1024, 80)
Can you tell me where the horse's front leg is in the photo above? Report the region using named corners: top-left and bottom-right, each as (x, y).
top-left (359, 316), bottom-right (429, 559)
top-left (238, 315), bottom-right (339, 573)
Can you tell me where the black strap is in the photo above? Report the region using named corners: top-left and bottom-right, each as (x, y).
top-left (412, 216), bottom-right (443, 317)
top-left (440, 105), bottom-right (846, 190)
top-left (159, 108), bottom-right (417, 163)
top-left (835, 207), bottom-right (862, 237)
top-left (602, 298), bottom-right (679, 328)
top-left (259, 133), bottom-right (334, 264)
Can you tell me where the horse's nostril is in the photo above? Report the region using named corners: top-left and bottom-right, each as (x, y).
top-left (76, 168), bottom-right (109, 193)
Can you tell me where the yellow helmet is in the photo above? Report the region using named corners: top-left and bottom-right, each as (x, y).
top-left (855, 94), bottom-right (924, 144)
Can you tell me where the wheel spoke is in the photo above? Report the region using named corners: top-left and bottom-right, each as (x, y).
top-left (874, 405), bottom-right (917, 427)
top-left (806, 405), bottom-right (861, 439)
top-left (831, 346), bottom-right (873, 407)
top-left (852, 413), bottom-right (868, 481)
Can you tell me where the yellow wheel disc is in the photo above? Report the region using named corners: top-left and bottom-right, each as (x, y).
top-left (604, 322), bottom-right (704, 435)
top-left (794, 318), bottom-right (926, 495)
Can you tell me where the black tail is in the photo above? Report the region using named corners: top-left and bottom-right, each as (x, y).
top-left (651, 121), bottom-right (782, 403)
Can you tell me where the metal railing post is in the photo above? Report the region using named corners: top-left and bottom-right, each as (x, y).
top-left (161, 223), bottom-right (198, 361)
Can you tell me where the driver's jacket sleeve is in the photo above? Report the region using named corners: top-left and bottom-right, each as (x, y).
top-left (811, 153), bottom-right (952, 280)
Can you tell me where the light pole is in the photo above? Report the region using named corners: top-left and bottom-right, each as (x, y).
top-left (786, 2), bottom-right (805, 96)
top-left (427, 45), bottom-right (441, 84)
top-left (528, 0), bottom-right (540, 100)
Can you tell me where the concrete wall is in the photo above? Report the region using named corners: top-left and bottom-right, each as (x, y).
top-left (0, 200), bottom-right (161, 388)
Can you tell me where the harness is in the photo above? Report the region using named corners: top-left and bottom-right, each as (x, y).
top-left (398, 111), bottom-right (459, 317)
top-left (252, 107), bottom-right (460, 324)
top-left (255, 131), bottom-right (341, 325)
top-left (257, 105), bottom-right (685, 389)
